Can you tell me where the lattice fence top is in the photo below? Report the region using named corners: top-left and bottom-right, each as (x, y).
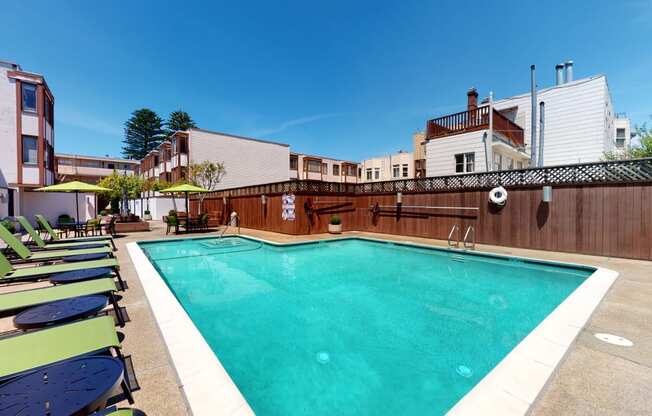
top-left (206, 158), bottom-right (652, 197)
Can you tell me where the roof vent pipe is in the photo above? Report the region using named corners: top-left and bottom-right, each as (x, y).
top-left (564, 60), bottom-right (573, 83)
top-left (530, 65), bottom-right (537, 167)
top-left (538, 101), bottom-right (545, 167)
top-left (555, 64), bottom-right (564, 85)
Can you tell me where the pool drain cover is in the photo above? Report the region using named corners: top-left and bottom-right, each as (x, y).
top-left (316, 351), bottom-right (330, 364)
top-left (456, 365), bottom-right (473, 378)
top-left (594, 333), bottom-right (633, 347)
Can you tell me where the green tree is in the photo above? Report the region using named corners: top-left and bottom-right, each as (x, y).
top-left (189, 161), bottom-right (226, 212)
top-left (166, 110), bottom-right (197, 136)
top-left (98, 172), bottom-right (145, 214)
top-left (122, 109), bottom-right (165, 160)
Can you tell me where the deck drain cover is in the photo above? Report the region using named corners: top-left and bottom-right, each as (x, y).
top-left (594, 333), bottom-right (633, 347)
top-left (456, 365), bottom-right (473, 378)
top-left (316, 351), bottom-right (330, 364)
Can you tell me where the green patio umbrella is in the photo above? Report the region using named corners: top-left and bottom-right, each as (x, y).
top-left (36, 181), bottom-right (110, 222)
top-left (158, 184), bottom-right (210, 217)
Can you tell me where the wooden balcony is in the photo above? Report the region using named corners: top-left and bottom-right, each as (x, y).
top-left (426, 107), bottom-right (524, 147)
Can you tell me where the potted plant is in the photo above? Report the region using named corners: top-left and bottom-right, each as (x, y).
top-left (1, 218), bottom-right (20, 239)
top-left (328, 215), bottom-right (342, 234)
top-left (143, 209), bottom-right (152, 220)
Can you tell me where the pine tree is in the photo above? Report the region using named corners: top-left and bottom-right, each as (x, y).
top-left (122, 109), bottom-right (165, 160)
top-left (166, 110), bottom-right (197, 136)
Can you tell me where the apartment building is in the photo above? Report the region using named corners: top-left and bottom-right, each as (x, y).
top-left (290, 152), bottom-right (360, 183)
top-left (361, 150), bottom-right (414, 182)
top-left (56, 153), bottom-right (138, 184)
top-left (0, 61), bottom-right (58, 219)
top-left (424, 62), bottom-right (630, 176)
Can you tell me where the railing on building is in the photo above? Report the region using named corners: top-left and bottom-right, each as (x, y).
top-left (204, 158), bottom-right (652, 198)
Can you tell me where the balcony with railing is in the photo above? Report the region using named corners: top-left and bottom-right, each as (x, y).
top-left (426, 106), bottom-right (524, 147)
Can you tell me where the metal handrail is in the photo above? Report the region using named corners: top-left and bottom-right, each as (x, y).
top-left (463, 226), bottom-right (475, 250)
top-left (448, 225), bottom-right (459, 248)
top-left (370, 205), bottom-right (478, 211)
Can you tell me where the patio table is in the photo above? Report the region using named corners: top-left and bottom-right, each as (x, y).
top-left (62, 252), bottom-right (110, 263)
top-left (0, 356), bottom-right (124, 415)
top-left (13, 295), bottom-right (109, 330)
top-left (49, 267), bottom-right (114, 284)
top-left (57, 221), bottom-right (86, 237)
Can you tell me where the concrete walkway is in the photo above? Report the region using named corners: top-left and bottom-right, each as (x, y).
top-left (3, 221), bottom-right (649, 415)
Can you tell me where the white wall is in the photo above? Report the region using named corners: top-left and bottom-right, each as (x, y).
top-left (189, 129), bottom-right (290, 190)
top-left (130, 196), bottom-right (187, 220)
top-left (426, 131), bottom-right (488, 176)
top-left (20, 191), bottom-right (96, 225)
top-left (361, 152), bottom-right (414, 182)
top-left (493, 76), bottom-right (611, 166)
top-left (0, 65), bottom-right (18, 184)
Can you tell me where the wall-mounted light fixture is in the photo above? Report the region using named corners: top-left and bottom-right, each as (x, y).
top-left (222, 196), bottom-right (227, 205)
top-left (542, 186), bottom-right (552, 203)
top-left (396, 192), bottom-right (403, 204)
top-left (261, 194), bottom-right (267, 205)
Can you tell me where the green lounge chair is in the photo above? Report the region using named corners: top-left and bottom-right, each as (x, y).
top-left (0, 250), bottom-right (123, 288)
top-left (93, 406), bottom-right (146, 416)
top-left (0, 315), bottom-right (134, 403)
top-left (0, 278), bottom-right (125, 326)
top-left (0, 222), bottom-right (112, 263)
top-left (36, 214), bottom-right (116, 249)
top-left (17, 216), bottom-right (113, 251)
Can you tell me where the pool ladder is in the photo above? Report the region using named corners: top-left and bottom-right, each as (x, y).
top-left (447, 225), bottom-right (475, 250)
top-left (218, 214), bottom-right (240, 239)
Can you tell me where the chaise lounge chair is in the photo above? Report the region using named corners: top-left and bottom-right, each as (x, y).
top-left (0, 278), bottom-right (125, 326)
top-left (0, 250), bottom-right (123, 288)
top-left (0, 315), bottom-right (134, 404)
top-left (0, 222), bottom-right (113, 264)
top-left (17, 216), bottom-right (113, 251)
top-left (36, 214), bottom-right (117, 250)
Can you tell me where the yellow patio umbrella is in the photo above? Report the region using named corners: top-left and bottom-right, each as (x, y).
top-left (36, 181), bottom-right (110, 222)
top-left (158, 184), bottom-right (210, 217)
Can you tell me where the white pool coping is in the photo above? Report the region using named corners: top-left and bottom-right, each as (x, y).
top-left (127, 235), bottom-right (618, 416)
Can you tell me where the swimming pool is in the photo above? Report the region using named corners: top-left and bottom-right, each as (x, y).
top-left (137, 236), bottom-right (597, 415)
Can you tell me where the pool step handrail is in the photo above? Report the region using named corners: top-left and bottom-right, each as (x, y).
top-left (447, 225), bottom-right (460, 248)
top-left (219, 213), bottom-right (240, 239)
top-left (463, 226), bottom-right (475, 250)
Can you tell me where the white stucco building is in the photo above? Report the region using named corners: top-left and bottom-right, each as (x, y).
top-left (290, 152), bottom-right (359, 183)
top-left (361, 150), bottom-right (414, 182)
top-left (424, 62), bottom-right (631, 177)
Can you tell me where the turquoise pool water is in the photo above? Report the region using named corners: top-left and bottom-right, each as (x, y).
top-left (140, 237), bottom-right (593, 415)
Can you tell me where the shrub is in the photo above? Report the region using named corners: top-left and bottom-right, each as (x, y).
top-left (1, 218), bottom-right (16, 234)
top-left (168, 209), bottom-right (177, 217)
top-left (144, 209), bottom-right (151, 215)
top-left (58, 214), bottom-right (73, 224)
top-left (99, 210), bottom-right (108, 216)
top-left (329, 215), bottom-right (341, 225)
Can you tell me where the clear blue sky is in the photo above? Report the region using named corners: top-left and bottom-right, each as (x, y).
top-left (1, 1), bottom-right (650, 161)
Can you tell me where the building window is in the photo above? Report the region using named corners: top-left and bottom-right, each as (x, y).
top-left (58, 158), bottom-right (73, 165)
top-left (290, 155), bottom-right (298, 170)
top-left (507, 157), bottom-right (514, 170)
top-left (455, 152), bottom-right (475, 173)
top-left (616, 128), bottom-right (626, 148)
top-left (517, 161), bottom-right (523, 169)
top-left (374, 168), bottom-right (380, 180)
top-left (392, 164), bottom-right (399, 178)
top-left (493, 153), bottom-right (502, 171)
top-left (307, 160), bottom-right (321, 173)
top-left (332, 164), bottom-right (340, 176)
top-left (366, 168), bottom-right (372, 180)
top-left (107, 163), bottom-right (115, 169)
top-left (402, 164), bottom-right (409, 177)
top-left (22, 136), bottom-right (38, 164)
top-left (322, 163), bottom-right (328, 174)
top-left (22, 83), bottom-right (37, 112)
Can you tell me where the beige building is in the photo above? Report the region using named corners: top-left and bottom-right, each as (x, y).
top-left (56, 153), bottom-right (138, 184)
top-left (290, 152), bottom-right (360, 183)
top-left (361, 150), bottom-right (414, 182)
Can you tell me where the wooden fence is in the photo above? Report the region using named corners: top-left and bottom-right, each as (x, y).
top-left (190, 159), bottom-right (652, 260)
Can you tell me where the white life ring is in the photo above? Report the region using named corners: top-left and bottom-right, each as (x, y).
top-left (489, 186), bottom-right (508, 205)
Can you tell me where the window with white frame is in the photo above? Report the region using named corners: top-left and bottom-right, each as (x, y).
top-left (493, 153), bottom-right (502, 171)
top-left (392, 164), bottom-right (400, 178)
top-left (455, 152), bottom-right (475, 173)
top-left (307, 160), bottom-right (321, 173)
top-left (374, 168), bottom-right (380, 180)
top-left (366, 168), bottom-right (372, 180)
top-left (332, 164), bottom-right (340, 176)
top-left (616, 128), bottom-right (626, 148)
top-left (402, 164), bottom-right (409, 177)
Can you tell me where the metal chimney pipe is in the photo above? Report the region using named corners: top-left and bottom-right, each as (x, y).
top-left (530, 65), bottom-right (537, 166)
top-left (555, 64), bottom-right (564, 85)
top-left (538, 101), bottom-right (545, 167)
top-left (564, 60), bottom-right (573, 83)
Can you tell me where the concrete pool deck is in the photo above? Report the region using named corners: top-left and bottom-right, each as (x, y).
top-left (4, 221), bottom-right (647, 415)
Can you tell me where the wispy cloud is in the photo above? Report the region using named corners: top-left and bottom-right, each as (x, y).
top-left (57, 106), bottom-right (122, 137)
top-left (251, 113), bottom-right (343, 137)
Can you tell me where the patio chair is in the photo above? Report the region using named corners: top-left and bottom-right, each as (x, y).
top-left (0, 278), bottom-right (125, 326)
top-left (164, 214), bottom-right (179, 235)
top-left (93, 407), bottom-right (147, 416)
top-left (35, 215), bottom-right (116, 248)
top-left (16, 216), bottom-right (113, 251)
top-left (0, 315), bottom-right (134, 404)
top-left (99, 215), bottom-right (117, 237)
top-left (0, 222), bottom-right (112, 264)
top-left (0, 250), bottom-right (123, 288)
